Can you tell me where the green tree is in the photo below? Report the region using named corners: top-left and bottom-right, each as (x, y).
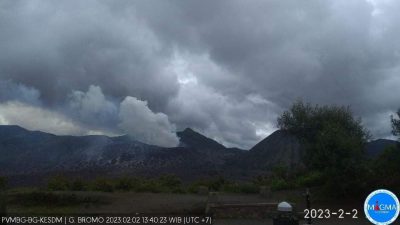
top-left (372, 146), bottom-right (400, 192)
top-left (277, 101), bottom-right (370, 196)
top-left (369, 112), bottom-right (400, 192)
top-left (391, 109), bottom-right (400, 138)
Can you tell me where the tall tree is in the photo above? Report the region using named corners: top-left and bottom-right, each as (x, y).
top-left (391, 109), bottom-right (400, 138)
top-left (277, 100), bottom-right (370, 196)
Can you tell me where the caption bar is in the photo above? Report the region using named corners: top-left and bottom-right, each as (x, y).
top-left (1, 216), bottom-right (213, 224)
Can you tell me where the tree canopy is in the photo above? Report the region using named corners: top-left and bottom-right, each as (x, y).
top-left (391, 109), bottom-right (400, 137)
top-left (277, 101), bottom-right (370, 196)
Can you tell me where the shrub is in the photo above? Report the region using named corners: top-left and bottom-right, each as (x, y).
top-left (70, 179), bottom-right (86, 191)
top-left (115, 177), bottom-right (136, 191)
top-left (135, 179), bottom-right (163, 193)
top-left (171, 186), bottom-right (186, 194)
top-left (0, 189), bottom-right (6, 216)
top-left (0, 177), bottom-right (6, 190)
top-left (210, 176), bottom-right (226, 191)
top-left (158, 175), bottom-right (182, 189)
top-left (47, 175), bottom-right (70, 191)
top-left (270, 178), bottom-right (293, 191)
top-left (91, 178), bottom-right (114, 192)
top-left (295, 171), bottom-right (324, 187)
top-left (238, 183), bottom-right (259, 194)
top-left (10, 192), bottom-right (105, 207)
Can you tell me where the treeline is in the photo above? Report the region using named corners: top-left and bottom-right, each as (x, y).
top-left (44, 172), bottom-right (344, 195)
top-left (46, 175), bottom-right (262, 194)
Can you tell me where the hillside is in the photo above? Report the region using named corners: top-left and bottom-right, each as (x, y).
top-left (0, 125), bottom-right (397, 185)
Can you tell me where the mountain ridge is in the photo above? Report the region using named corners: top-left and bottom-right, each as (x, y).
top-left (0, 125), bottom-right (397, 185)
top-left (177, 128), bottom-right (227, 150)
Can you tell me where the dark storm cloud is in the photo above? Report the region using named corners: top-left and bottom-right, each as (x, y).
top-left (0, 1), bottom-right (178, 109)
top-left (1, 0), bottom-right (400, 148)
top-left (135, 0), bottom-right (400, 141)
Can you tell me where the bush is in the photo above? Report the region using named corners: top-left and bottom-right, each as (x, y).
top-left (171, 186), bottom-right (186, 194)
top-left (10, 191), bottom-right (105, 207)
top-left (370, 145), bottom-right (400, 193)
top-left (295, 171), bottom-right (324, 187)
top-left (47, 175), bottom-right (70, 191)
top-left (91, 178), bottom-right (114, 192)
top-left (70, 179), bottom-right (86, 191)
top-left (0, 189), bottom-right (6, 217)
top-left (115, 177), bottom-right (136, 191)
top-left (135, 179), bottom-right (163, 193)
top-left (158, 175), bottom-right (182, 189)
top-left (0, 177), bottom-right (6, 191)
top-left (238, 183), bottom-right (259, 194)
top-left (270, 178), bottom-right (293, 191)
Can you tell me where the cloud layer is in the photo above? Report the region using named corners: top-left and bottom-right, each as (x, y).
top-left (1, 0), bottom-right (400, 148)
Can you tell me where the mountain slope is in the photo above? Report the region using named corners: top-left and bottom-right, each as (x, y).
top-left (248, 130), bottom-right (303, 170)
top-left (366, 139), bottom-right (399, 157)
top-left (0, 125), bottom-right (242, 181)
top-left (177, 128), bottom-right (226, 150)
top-left (3, 125), bottom-right (395, 184)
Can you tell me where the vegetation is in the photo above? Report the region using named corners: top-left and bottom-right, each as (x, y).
top-left (46, 174), bottom-right (185, 194)
top-left (391, 109), bottom-right (400, 138)
top-left (9, 191), bottom-right (106, 207)
top-left (47, 175), bottom-right (70, 191)
top-left (0, 177), bottom-right (6, 191)
top-left (370, 146), bottom-right (400, 192)
top-left (277, 100), bottom-right (370, 196)
top-left (45, 174), bottom-right (262, 195)
top-left (0, 177), bottom-right (6, 217)
top-left (368, 110), bottom-right (400, 193)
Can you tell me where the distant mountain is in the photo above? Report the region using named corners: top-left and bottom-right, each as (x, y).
top-left (177, 128), bottom-right (226, 150)
top-left (227, 130), bottom-right (303, 173)
top-left (249, 130), bottom-right (303, 167)
top-left (0, 125), bottom-right (244, 184)
top-left (366, 139), bottom-right (399, 157)
top-left (2, 125), bottom-right (395, 186)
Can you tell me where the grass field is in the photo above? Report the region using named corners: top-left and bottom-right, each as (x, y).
top-left (3, 189), bottom-right (397, 225)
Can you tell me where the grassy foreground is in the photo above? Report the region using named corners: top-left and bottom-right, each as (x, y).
top-left (1, 188), bottom-right (377, 225)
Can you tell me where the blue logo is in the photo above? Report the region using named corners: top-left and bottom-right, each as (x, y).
top-left (364, 189), bottom-right (399, 225)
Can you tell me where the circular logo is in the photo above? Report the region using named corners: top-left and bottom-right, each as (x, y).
top-left (364, 189), bottom-right (400, 225)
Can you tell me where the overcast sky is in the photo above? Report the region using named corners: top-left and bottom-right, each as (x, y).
top-left (1, 0), bottom-right (400, 148)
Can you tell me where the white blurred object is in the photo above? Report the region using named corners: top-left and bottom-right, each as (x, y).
top-left (277, 201), bottom-right (293, 212)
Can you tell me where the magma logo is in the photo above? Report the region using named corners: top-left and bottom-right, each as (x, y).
top-left (364, 189), bottom-right (399, 225)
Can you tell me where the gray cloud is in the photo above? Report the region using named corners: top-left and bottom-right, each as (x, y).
top-left (1, 0), bottom-right (400, 148)
top-left (67, 85), bottom-right (119, 132)
top-left (0, 0), bottom-right (178, 110)
top-left (0, 80), bottom-right (41, 105)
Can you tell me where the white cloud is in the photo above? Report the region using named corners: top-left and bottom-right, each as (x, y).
top-left (0, 101), bottom-right (96, 135)
top-left (119, 96), bottom-right (179, 147)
